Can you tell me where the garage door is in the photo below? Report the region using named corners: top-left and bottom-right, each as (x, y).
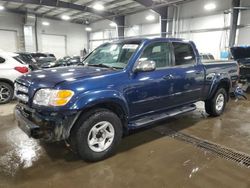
top-left (41, 34), bottom-right (66, 59)
top-left (0, 30), bottom-right (18, 52)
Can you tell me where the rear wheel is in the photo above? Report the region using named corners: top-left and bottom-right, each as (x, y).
top-left (0, 82), bottom-right (13, 104)
top-left (69, 108), bottom-right (122, 162)
top-left (205, 88), bottom-right (227, 117)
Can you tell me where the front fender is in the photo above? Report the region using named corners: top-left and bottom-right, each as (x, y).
top-left (69, 90), bottom-right (129, 116)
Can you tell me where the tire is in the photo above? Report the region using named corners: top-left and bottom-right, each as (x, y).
top-left (69, 108), bottom-right (123, 162)
top-left (205, 88), bottom-right (227, 117)
top-left (0, 82), bottom-right (14, 104)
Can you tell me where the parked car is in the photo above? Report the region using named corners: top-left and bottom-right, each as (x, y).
top-left (16, 52), bottom-right (39, 70)
top-left (230, 46), bottom-right (250, 86)
top-left (41, 56), bottom-right (83, 69)
top-left (0, 51), bottom-right (29, 104)
top-left (15, 38), bottom-right (238, 162)
top-left (31, 52), bottom-right (56, 67)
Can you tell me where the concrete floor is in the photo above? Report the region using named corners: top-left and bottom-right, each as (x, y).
top-left (0, 96), bottom-right (250, 188)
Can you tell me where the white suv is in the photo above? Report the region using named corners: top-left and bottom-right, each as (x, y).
top-left (0, 50), bottom-right (29, 104)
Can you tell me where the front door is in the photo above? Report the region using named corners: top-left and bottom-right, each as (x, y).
top-left (125, 41), bottom-right (174, 119)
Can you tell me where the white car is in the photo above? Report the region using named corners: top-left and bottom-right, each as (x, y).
top-left (0, 50), bottom-right (29, 104)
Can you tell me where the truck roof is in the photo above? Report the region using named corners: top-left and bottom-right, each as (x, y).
top-left (112, 37), bottom-right (190, 44)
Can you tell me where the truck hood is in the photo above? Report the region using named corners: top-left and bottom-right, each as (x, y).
top-left (16, 66), bottom-right (117, 88)
top-left (230, 46), bottom-right (250, 60)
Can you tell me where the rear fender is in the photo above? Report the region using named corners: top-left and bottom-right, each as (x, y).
top-left (207, 73), bottom-right (231, 100)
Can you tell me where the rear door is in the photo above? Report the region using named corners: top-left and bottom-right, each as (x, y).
top-left (170, 42), bottom-right (205, 105)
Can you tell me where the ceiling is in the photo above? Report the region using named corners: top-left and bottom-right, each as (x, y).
top-left (0, 0), bottom-right (191, 24)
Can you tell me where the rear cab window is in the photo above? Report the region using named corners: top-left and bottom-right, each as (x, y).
top-left (172, 42), bottom-right (196, 66)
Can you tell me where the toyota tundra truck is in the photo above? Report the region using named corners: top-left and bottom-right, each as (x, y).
top-left (15, 38), bottom-right (238, 162)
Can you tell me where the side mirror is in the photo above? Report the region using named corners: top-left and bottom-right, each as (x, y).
top-left (134, 60), bottom-right (156, 72)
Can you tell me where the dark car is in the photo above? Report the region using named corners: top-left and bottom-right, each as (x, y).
top-left (15, 38), bottom-right (238, 162)
top-left (16, 52), bottom-right (39, 70)
top-left (31, 53), bottom-right (56, 67)
top-left (41, 56), bottom-right (83, 69)
top-left (230, 46), bottom-right (250, 85)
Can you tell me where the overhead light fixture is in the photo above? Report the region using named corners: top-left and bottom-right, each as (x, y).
top-left (109, 22), bottom-right (117, 27)
top-left (42, 21), bottom-right (50, 26)
top-left (61, 15), bottom-right (70, 20)
top-left (93, 3), bottom-right (104, 11)
top-left (204, 3), bottom-right (216, 11)
top-left (0, 5), bottom-right (4, 10)
top-left (85, 27), bottom-right (92, 31)
top-left (146, 15), bottom-right (155, 21)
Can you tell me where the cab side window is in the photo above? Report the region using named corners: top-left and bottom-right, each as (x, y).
top-left (172, 42), bottom-right (196, 66)
top-left (139, 42), bottom-right (171, 68)
top-left (0, 57), bottom-right (5, 63)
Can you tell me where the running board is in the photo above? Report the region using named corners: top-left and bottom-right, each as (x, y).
top-left (129, 104), bottom-right (196, 128)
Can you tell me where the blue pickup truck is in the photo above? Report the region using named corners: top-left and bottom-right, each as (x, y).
top-left (15, 38), bottom-right (238, 161)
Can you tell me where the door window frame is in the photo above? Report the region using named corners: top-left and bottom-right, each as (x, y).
top-left (134, 41), bottom-right (174, 71)
top-left (171, 42), bottom-right (197, 67)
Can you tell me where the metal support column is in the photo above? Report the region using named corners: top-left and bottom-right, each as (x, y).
top-left (155, 7), bottom-right (168, 38)
top-left (229, 0), bottom-right (240, 47)
top-left (115, 16), bottom-right (125, 39)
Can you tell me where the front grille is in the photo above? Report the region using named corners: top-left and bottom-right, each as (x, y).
top-left (14, 83), bottom-right (29, 103)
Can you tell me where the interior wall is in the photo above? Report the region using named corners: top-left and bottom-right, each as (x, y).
top-left (177, 13), bottom-right (230, 59)
top-left (0, 11), bottom-right (25, 51)
top-left (37, 18), bottom-right (88, 58)
top-left (0, 11), bottom-right (88, 58)
top-left (89, 10), bottom-right (160, 50)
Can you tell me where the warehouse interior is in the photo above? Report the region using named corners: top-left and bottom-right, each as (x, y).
top-left (0, 0), bottom-right (250, 187)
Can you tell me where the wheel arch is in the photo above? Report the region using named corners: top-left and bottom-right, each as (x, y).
top-left (209, 78), bottom-right (231, 101)
top-left (67, 100), bottom-right (129, 139)
top-left (0, 78), bottom-right (14, 88)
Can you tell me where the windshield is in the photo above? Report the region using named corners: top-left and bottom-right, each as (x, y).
top-left (84, 42), bottom-right (140, 69)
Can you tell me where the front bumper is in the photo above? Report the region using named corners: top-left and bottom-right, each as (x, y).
top-left (15, 103), bottom-right (80, 142)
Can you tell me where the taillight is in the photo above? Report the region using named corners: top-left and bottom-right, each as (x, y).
top-left (14, 66), bottom-right (29, 73)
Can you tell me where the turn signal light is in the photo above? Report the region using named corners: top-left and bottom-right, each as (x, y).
top-left (15, 66), bottom-right (29, 73)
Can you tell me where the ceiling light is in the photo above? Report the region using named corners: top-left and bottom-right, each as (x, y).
top-left (109, 22), bottom-right (117, 27)
top-left (146, 15), bottom-right (155, 21)
top-left (0, 6), bottom-right (4, 10)
top-left (42, 21), bottom-right (50, 26)
top-left (204, 3), bottom-right (216, 11)
top-left (85, 27), bottom-right (92, 31)
top-left (61, 15), bottom-right (70, 20)
top-left (93, 3), bottom-right (104, 11)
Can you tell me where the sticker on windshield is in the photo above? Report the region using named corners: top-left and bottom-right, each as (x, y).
top-left (122, 44), bottom-right (138, 49)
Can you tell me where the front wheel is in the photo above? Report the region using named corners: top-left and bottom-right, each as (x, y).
top-left (205, 88), bottom-right (227, 117)
top-left (0, 82), bottom-right (14, 104)
top-left (70, 108), bottom-right (122, 162)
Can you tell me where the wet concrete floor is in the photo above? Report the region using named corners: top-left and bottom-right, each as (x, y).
top-left (0, 96), bottom-right (250, 188)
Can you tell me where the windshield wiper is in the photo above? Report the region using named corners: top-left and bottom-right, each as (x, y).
top-left (88, 63), bottom-right (115, 69)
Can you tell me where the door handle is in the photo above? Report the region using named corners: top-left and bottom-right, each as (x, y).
top-left (163, 74), bottom-right (174, 80)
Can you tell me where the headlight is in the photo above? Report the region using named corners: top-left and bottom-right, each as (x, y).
top-left (33, 89), bottom-right (74, 106)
